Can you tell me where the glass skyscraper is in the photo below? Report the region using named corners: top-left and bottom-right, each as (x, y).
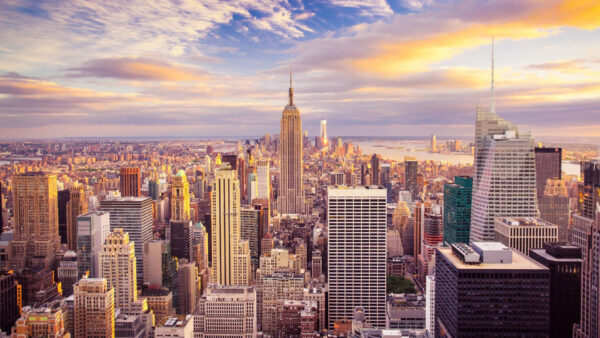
top-left (443, 176), bottom-right (472, 245)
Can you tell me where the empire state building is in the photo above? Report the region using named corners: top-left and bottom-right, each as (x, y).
top-left (278, 69), bottom-right (304, 214)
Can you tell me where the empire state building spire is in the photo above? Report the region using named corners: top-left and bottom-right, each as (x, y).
top-left (288, 66), bottom-right (294, 106)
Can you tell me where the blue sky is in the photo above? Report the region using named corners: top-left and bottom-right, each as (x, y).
top-left (1, 0), bottom-right (599, 138)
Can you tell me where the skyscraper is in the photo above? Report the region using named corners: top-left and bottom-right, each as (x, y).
top-left (241, 206), bottom-right (260, 270)
top-left (404, 158), bottom-right (418, 200)
top-left (100, 228), bottom-right (137, 309)
top-left (579, 160), bottom-right (600, 219)
top-left (320, 117), bottom-right (328, 150)
top-left (176, 259), bottom-right (198, 315)
top-left (430, 134), bottom-right (437, 153)
top-left (211, 168), bottom-right (251, 286)
top-left (171, 170), bottom-right (190, 222)
top-left (538, 178), bottom-right (570, 241)
top-left (66, 182), bottom-right (88, 251)
top-left (435, 242), bottom-right (549, 336)
top-left (0, 271), bottom-right (19, 334)
top-left (371, 154), bottom-right (380, 185)
top-left (418, 204), bottom-right (443, 284)
top-left (119, 167), bottom-right (141, 197)
top-left (470, 41), bottom-right (539, 242)
top-left (142, 240), bottom-right (177, 290)
top-left (278, 69), bottom-right (304, 215)
top-left (574, 208), bottom-right (600, 338)
top-left (73, 277), bottom-right (115, 338)
top-left (443, 176), bottom-right (472, 245)
top-left (11, 172), bottom-right (60, 271)
top-left (256, 160), bottom-right (270, 200)
top-left (530, 242), bottom-right (582, 338)
top-left (535, 147), bottom-right (562, 198)
top-left (57, 189), bottom-right (70, 244)
top-left (327, 186), bottom-right (386, 328)
top-left (77, 210), bottom-right (111, 278)
top-left (100, 197), bottom-right (153, 285)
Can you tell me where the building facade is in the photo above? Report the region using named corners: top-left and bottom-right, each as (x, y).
top-left (278, 72), bottom-right (304, 215)
top-left (443, 176), bottom-right (472, 245)
top-left (328, 186), bottom-right (387, 328)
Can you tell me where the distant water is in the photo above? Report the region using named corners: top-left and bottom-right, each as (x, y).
top-left (356, 140), bottom-right (473, 165)
top-left (356, 140), bottom-right (580, 177)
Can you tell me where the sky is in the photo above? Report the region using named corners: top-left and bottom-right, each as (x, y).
top-left (1, 0), bottom-right (600, 139)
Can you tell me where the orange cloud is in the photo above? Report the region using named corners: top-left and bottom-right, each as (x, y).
top-left (67, 57), bottom-right (208, 82)
top-left (354, 0), bottom-right (600, 76)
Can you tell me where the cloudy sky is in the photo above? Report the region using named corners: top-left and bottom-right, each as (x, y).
top-left (1, 0), bottom-right (599, 138)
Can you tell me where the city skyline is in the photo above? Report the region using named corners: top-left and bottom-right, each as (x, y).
top-left (1, 0), bottom-right (600, 138)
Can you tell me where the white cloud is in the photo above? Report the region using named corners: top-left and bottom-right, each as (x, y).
top-left (329, 0), bottom-right (393, 16)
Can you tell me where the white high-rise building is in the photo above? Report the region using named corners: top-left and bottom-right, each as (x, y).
top-left (470, 129), bottom-right (539, 242)
top-left (100, 197), bottom-right (153, 285)
top-left (469, 41), bottom-right (539, 243)
top-left (425, 275), bottom-right (435, 335)
top-left (320, 118), bottom-right (328, 149)
top-left (100, 228), bottom-right (137, 309)
top-left (77, 210), bottom-right (110, 278)
top-left (327, 186), bottom-right (387, 328)
top-left (256, 160), bottom-right (270, 200)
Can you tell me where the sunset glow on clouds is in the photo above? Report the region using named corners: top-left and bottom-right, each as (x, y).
top-left (0, 0), bottom-right (599, 138)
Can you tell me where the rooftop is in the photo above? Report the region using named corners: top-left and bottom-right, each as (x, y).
top-left (496, 217), bottom-right (556, 227)
top-left (437, 245), bottom-right (547, 271)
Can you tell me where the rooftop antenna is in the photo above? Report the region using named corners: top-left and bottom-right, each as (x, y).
top-left (288, 65), bottom-right (294, 106)
top-left (490, 37), bottom-right (495, 114)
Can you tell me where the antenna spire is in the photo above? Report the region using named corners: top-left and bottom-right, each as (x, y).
top-left (288, 66), bottom-right (294, 106)
top-left (491, 37), bottom-right (495, 114)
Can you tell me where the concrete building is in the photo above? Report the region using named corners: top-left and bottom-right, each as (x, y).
top-left (304, 285), bottom-right (327, 333)
top-left (211, 168), bottom-right (251, 286)
top-left (171, 170), bottom-right (191, 222)
top-left (73, 277), bottom-right (114, 338)
top-left (262, 271), bottom-right (304, 335)
top-left (156, 315), bottom-right (193, 338)
top-left (530, 242), bottom-right (582, 338)
top-left (256, 160), bottom-right (270, 200)
top-left (280, 300), bottom-right (319, 338)
top-left (404, 158), bottom-right (418, 200)
top-left (119, 167), bottom-right (141, 197)
top-left (101, 228), bottom-right (137, 309)
top-left (56, 250), bottom-right (78, 297)
top-left (387, 293), bottom-right (426, 330)
top-left (194, 285), bottom-right (257, 337)
top-left (66, 182), bottom-right (88, 251)
top-left (139, 288), bottom-right (175, 324)
top-left (115, 312), bottom-right (147, 338)
top-left (177, 260), bottom-right (199, 315)
top-left (278, 71), bottom-right (304, 215)
top-left (538, 179), bottom-right (570, 242)
top-left (435, 242), bottom-right (549, 337)
top-left (76, 210), bottom-right (110, 278)
top-left (328, 186), bottom-right (387, 329)
top-left (0, 271), bottom-right (19, 334)
top-left (494, 217), bottom-right (558, 255)
top-left (12, 305), bottom-right (69, 338)
top-left (11, 172), bottom-right (60, 271)
top-left (101, 197), bottom-right (153, 285)
top-left (142, 240), bottom-right (177, 290)
top-left (574, 208), bottom-right (600, 338)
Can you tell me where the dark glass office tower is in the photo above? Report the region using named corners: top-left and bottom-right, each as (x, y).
top-left (534, 147), bottom-right (561, 197)
top-left (530, 242), bottom-right (582, 338)
top-left (443, 176), bottom-right (472, 245)
top-left (435, 242), bottom-right (550, 337)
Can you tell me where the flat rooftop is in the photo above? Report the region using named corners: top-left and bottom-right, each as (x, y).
top-left (496, 217), bottom-right (556, 227)
top-left (437, 246), bottom-right (548, 271)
